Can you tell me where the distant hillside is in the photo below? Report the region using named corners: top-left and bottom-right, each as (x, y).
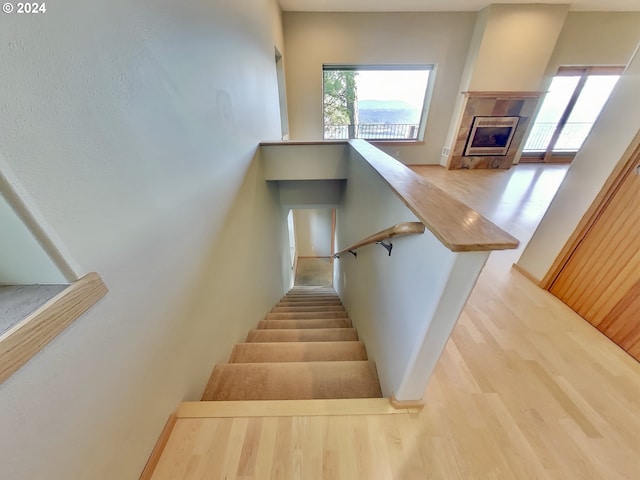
top-left (358, 100), bottom-right (421, 124)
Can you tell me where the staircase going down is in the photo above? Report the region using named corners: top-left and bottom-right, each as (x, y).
top-left (202, 287), bottom-right (383, 401)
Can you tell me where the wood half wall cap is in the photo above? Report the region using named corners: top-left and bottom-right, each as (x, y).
top-left (0, 272), bottom-right (108, 384)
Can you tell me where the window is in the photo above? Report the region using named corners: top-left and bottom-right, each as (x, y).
top-left (523, 67), bottom-right (622, 159)
top-left (275, 47), bottom-right (289, 140)
top-left (323, 65), bottom-right (433, 141)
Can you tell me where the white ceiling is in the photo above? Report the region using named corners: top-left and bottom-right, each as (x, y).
top-left (279, 0), bottom-right (640, 12)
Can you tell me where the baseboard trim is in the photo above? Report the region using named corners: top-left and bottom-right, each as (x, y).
top-left (139, 412), bottom-right (178, 480)
top-left (511, 263), bottom-right (543, 287)
top-left (389, 394), bottom-right (425, 410)
top-left (0, 272), bottom-right (108, 384)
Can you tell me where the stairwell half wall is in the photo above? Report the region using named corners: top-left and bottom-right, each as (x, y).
top-left (335, 145), bottom-right (490, 401)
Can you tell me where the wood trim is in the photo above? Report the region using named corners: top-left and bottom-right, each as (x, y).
top-left (139, 412), bottom-right (178, 480)
top-left (334, 222), bottom-right (425, 257)
top-left (520, 153), bottom-right (575, 164)
top-left (0, 272), bottom-right (108, 384)
top-left (541, 131), bottom-right (640, 289)
top-left (557, 66), bottom-right (625, 76)
top-left (389, 394), bottom-right (425, 410)
top-left (350, 140), bottom-right (519, 252)
top-left (260, 140), bottom-right (348, 146)
top-left (176, 399), bottom-right (418, 418)
top-left (370, 140), bottom-right (426, 146)
top-left (511, 263), bottom-right (543, 286)
top-left (463, 91), bottom-right (544, 98)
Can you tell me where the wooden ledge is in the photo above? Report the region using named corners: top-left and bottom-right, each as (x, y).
top-left (349, 140), bottom-right (519, 252)
top-left (0, 272), bottom-right (108, 384)
top-left (260, 140), bottom-right (348, 146)
top-left (177, 398), bottom-right (419, 418)
top-left (463, 91), bottom-right (544, 98)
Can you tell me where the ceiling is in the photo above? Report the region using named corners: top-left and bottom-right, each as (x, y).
top-left (279, 0), bottom-right (640, 12)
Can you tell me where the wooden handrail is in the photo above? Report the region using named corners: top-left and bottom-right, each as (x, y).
top-left (334, 222), bottom-right (425, 258)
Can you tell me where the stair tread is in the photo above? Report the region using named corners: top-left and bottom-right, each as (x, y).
top-left (229, 341), bottom-right (368, 363)
top-left (246, 328), bottom-right (358, 342)
top-left (202, 361), bottom-right (382, 401)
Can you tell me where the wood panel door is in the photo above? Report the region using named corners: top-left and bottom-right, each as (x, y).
top-left (550, 142), bottom-right (640, 361)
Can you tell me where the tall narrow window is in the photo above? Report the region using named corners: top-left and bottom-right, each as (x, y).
top-left (323, 65), bottom-right (433, 141)
top-left (523, 67), bottom-right (622, 161)
top-left (275, 47), bottom-right (289, 140)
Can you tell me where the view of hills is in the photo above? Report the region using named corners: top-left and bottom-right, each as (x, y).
top-left (357, 100), bottom-right (421, 125)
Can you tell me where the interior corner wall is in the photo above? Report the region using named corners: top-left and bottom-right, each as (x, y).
top-left (517, 45), bottom-right (640, 281)
top-left (0, 191), bottom-right (66, 285)
top-left (282, 12), bottom-right (476, 165)
top-left (0, 0), bottom-right (286, 479)
top-left (293, 208), bottom-right (333, 257)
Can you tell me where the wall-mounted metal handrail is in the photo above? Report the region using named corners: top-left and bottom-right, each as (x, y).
top-left (333, 222), bottom-right (425, 258)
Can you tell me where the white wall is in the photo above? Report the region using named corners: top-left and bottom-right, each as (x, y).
top-left (294, 208), bottom-right (333, 257)
top-left (0, 1), bottom-right (287, 479)
top-left (518, 45), bottom-right (640, 280)
top-left (0, 192), bottom-right (66, 285)
top-left (335, 146), bottom-right (487, 400)
top-left (283, 12), bottom-right (476, 165)
top-left (278, 180), bottom-right (344, 206)
top-left (546, 12), bottom-right (640, 69)
top-left (467, 4), bottom-right (569, 92)
top-left (262, 143), bottom-right (348, 180)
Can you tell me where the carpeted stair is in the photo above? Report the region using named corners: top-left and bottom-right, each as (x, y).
top-left (202, 286), bottom-right (382, 401)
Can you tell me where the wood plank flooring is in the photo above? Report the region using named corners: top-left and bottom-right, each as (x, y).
top-left (151, 164), bottom-right (640, 480)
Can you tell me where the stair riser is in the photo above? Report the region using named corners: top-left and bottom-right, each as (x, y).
top-left (271, 306), bottom-right (346, 313)
top-left (229, 341), bottom-right (368, 363)
top-left (265, 312), bottom-right (348, 320)
top-left (277, 302), bottom-right (343, 308)
top-left (258, 319), bottom-right (350, 329)
top-left (246, 328), bottom-right (358, 343)
top-left (287, 289), bottom-right (336, 293)
top-left (284, 294), bottom-right (340, 299)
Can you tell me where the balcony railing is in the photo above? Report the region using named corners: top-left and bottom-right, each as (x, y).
top-left (324, 123), bottom-right (420, 140)
top-left (523, 121), bottom-right (594, 152)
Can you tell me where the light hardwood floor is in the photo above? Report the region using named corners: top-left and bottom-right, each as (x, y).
top-left (151, 164), bottom-right (640, 480)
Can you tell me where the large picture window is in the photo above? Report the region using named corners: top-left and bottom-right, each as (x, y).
top-left (323, 65), bottom-right (433, 141)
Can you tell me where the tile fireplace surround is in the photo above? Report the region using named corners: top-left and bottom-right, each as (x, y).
top-left (446, 91), bottom-right (543, 169)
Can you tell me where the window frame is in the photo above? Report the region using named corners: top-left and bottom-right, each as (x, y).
top-left (521, 65), bottom-right (624, 163)
top-left (321, 64), bottom-right (435, 143)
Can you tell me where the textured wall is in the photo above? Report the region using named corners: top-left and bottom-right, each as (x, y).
top-left (0, 0), bottom-right (287, 478)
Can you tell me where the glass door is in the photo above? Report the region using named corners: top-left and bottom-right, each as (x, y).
top-left (522, 67), bottom-right (622, 162)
